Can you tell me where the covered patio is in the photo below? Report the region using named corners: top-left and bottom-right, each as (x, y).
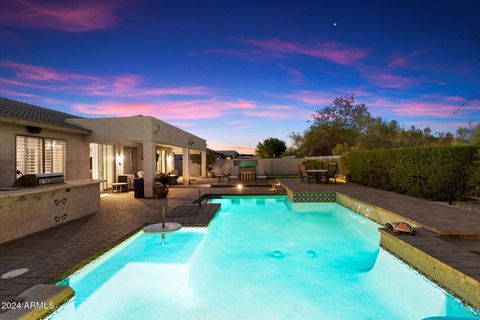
top-left (69, 115), bottom-right (207, 197)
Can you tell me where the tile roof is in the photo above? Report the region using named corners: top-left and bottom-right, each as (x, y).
top-left (0, 97), bottom-right (89, 132)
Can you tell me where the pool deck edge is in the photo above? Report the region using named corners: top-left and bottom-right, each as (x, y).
top-left (380, 229), bottom-right (480, 309)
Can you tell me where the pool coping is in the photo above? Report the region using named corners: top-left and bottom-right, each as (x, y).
top-left (277, 180), bottom-right (480, 310)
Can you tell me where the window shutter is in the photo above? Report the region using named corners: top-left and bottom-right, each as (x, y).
top-left (16, 136), bottom-right (43, 175)
top-left (44, 138), bottom-right (66, 173)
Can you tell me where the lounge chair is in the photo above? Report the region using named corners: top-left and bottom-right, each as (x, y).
top-left (255, 166), bottom-right (267, 182)
top-left (227, 166), bottom-right (240, 182)
top-left (299, 164), bottom-right (315, 183)
top-left (324, 163), bottom-right (337, 184)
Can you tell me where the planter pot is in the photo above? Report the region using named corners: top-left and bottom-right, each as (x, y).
top-left (154, 184), bottom-right (169, 198)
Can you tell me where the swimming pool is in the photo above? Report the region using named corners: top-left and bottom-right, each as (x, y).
top-left (50, 196), bottom-right (479, 319)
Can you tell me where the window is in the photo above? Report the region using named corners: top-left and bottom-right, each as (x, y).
top-left (16, 135), bottom-right (67, 175)
top-left (44, 138), bottom-right (66, 173)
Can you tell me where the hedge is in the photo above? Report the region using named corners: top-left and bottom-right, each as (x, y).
top-left (345, 145), bottom-right (479, 201)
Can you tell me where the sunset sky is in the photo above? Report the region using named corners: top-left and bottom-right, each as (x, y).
top-left (1, 0), bottom-right (479, 153)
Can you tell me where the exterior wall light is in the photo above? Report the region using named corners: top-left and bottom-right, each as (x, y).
top-left (153, 124), bottom-right (160, 133)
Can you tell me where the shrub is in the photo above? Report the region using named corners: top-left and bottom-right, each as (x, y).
top-left (466, 150), bottom-right (480, 198)
top-left (345, 145), bottom-right (479, 200)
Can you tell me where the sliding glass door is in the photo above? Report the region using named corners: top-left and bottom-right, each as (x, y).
top-left (90, 143), bottom-right (115, 191)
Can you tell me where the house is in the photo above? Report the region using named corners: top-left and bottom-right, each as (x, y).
top-left (0, 97), bottom-right (207, 197)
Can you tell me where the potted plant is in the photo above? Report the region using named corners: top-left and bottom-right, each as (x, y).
top-left (154, 173), bottom-right (169, 198)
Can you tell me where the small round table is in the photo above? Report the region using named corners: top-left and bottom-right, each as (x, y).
top-left (306, 169), bottom-right (327, 183)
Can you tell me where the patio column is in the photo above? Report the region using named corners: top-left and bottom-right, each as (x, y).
top-left (166, 148), bottom-right (174, 173)
top-left (182, 147), bottom-right (190, 185)
top-left (201, 150), bottom-right (207, 177)
top-left (143, 140), bottom-right (156, 198)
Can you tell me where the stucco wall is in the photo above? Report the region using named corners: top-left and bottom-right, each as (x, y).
top-left (0, 122), bottom-right (90, 187)
top-left (213, 156), bottom-right (342, 176)
top-left (69, 116), bottom-right (207, 150)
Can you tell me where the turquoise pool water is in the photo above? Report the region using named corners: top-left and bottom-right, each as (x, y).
top-left (51, 196), bottom-right (478, 319)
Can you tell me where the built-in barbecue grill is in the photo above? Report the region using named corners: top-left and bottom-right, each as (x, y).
top-left (13, 173), bottom-right (65, 187)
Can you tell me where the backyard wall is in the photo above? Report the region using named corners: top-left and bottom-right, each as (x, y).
top-left (212, 156), bottom-right (342, 176)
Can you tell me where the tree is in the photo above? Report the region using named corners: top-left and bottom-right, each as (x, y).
top-left (255, 138), bottom-right (287, 158)
top-left (301, 96), bottom-right (371, 156)
top-left (295, 95), bottom-right (459, 156)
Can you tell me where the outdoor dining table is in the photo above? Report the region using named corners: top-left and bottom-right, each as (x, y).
top-left (306, 169), bottom-right (327, 184)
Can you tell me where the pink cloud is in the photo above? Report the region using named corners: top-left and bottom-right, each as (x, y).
top-left (74, 98), bottom-right (259, 120)
top-left (388, 50), bottom-right (428, 69)
top-left (214, 38), bottom-right (369, 65)
top-left (0, 60), bottom-right (213, 98)
top-left (224, 99), bottom-right (257, 109)
top-left (280, 90), bottom-right (333, 106)
top-left (243, 105), bottom-right (311, 119)
top-left (0, 0), bottom-right (120, 32)
top-left (366, 95), bottom-right (479, 118)
top-left (0, 60), bottom-right (99, 81)
top-left (142, 86), bottom-right (211, 96)
top-left (358, 66), bottom-right (421, 89)
top-left (279, 64), bottom-right (303, 83)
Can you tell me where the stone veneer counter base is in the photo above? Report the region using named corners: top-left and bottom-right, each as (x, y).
top-left (0, 180), bottom-right (101, 244)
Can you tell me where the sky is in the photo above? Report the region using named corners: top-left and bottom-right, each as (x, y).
top-left (0, 0), bottom-right (479, 153)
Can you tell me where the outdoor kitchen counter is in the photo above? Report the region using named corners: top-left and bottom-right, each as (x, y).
top-left (0, 180), bottom-right (101, 198)
top-left (0, 180), bottom-right (101, 244)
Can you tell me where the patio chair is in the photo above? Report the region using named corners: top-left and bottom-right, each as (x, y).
top-left (227, 166), bottom-right (240, 182)
top-left (255, 166), bottom-right (267, 183)
top-left (213, 167), bottom-right (225, 183)
top-left (325, 162), bottom-right (338, 184)
top-left (299, 164), bottom-right (315, 183)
